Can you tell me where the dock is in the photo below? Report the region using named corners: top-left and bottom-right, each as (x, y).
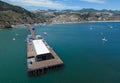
top-left (27, 26), bottom-right (63, 76)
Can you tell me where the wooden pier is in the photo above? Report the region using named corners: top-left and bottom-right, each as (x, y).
top-left (27, 26), bottom-right (63, 76)
top-left (28, 27), bottom-right (37, 40)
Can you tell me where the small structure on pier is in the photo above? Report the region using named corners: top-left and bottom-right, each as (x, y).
top-left (27, 26), bottom-right (63, 76)
top-left (32, 40), bottom-right (54, 61)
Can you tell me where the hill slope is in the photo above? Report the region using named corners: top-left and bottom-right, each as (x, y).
top-left (0, 1), bottom-right (45, 28)
top-left (33, 9), bottom-right (120, 23)
top-left (1, 1), bottom-right (120, 28)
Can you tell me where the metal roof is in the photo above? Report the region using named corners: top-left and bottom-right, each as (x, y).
top-left (32, 40), bottom-right (50, 55)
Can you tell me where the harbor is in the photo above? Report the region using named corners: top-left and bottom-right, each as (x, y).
top-left (27, 26), bottom-right (63, 76)
top-left (0, 22), bottom-right (120, 82)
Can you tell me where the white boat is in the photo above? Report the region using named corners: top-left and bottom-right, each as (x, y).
top-left (36, 35), bottom-right (42, 39)
top-left (43, 32), bottom-right (47, 35)
top-left (102, 37), bottom-right (107, 42)
top-left (13, 38), bottom-right (16, 40)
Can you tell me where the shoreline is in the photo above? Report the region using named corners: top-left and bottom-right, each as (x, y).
top-left (52, 20), bottom-right (120, 25)
top-left (0, 20), bottom-right (120, 29)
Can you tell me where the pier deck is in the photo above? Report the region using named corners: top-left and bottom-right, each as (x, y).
top-left (27, 42), bottom-right (34, 58)
top-left (27, 26), bottom-right (63, 76)
top-left (27, 40), bottom-right (63, 71)
top-left (28, 27), bottom-right (36, 40)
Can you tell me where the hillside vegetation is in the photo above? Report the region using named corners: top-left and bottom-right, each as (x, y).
top-left (0, 1), bottom-right (46, 28)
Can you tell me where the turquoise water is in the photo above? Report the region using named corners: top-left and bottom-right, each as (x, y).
top-left (0, 22), bottom-right (120, 83)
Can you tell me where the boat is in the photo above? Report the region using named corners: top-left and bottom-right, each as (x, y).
top-left (102, 37), bottom-right (107, 42)
top-left (13, 38), bottom-right (15, 40)
top-left (36, 35), bottom-right (42, 39)
top-left (43, 32), bottom-right (47, 35)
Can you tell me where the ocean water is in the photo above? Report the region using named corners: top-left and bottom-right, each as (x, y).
top-left (0, 22), bottom-right (120, 83)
